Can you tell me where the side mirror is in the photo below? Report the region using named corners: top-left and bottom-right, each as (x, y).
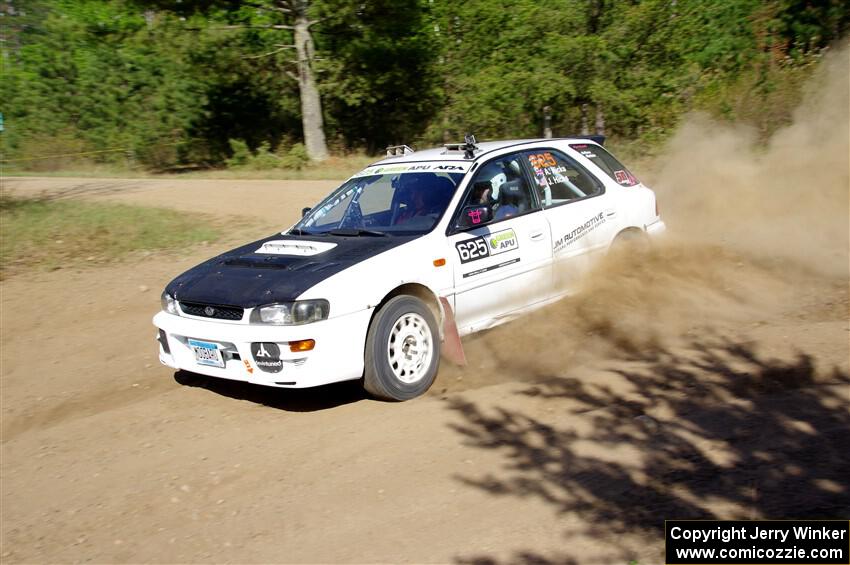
top-left (457, 205), bottom-right (492, 229)
top-left (301, 207), bottom-right (311, 218)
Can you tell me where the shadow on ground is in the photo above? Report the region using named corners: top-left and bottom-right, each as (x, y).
top-left (449, 337), bottom-right (850, 564)
top-left (174, 370), bottom-right (368, 411)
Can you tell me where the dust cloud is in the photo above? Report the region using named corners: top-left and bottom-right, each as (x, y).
top-left (654, 43), bottom-right (849, 276)
top-left (443, 43), bottom-right (849, 390)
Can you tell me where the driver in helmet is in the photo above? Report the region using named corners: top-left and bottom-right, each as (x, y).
top-left (479, 165), bottom-right (519, 220)
top-left (394, 173), bottom-right (433, 224)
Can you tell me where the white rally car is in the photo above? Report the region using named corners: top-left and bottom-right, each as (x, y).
top-left (154, 136), bottom-right (664, 400)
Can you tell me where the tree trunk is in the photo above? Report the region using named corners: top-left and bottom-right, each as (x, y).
top-left (580, 103), bottom-right (590, 135)
top-left (595, 104), bottom-right (605, 136)
top-left (293, 4), bottom-right (328, 162)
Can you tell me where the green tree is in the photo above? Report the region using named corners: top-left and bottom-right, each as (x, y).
top-left (2, 0), bottom-right (207, 168)
top-left (3, 0), bottom-right (846, 169)
top-left (314, 0), bottom-right (440, 150)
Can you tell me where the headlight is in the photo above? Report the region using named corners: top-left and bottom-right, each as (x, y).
top-left (161, 292), bottom-right (180, 315)
top-left (250, 300), bottom-right (330, 325)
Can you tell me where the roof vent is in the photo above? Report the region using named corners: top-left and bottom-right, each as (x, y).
top-left (386, 144), bottom-right (414, 157)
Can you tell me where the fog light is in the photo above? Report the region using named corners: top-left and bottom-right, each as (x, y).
top-left (289, 339), bottom-right (315, 352)
top-left (158, 330), bottom-right (171, 355)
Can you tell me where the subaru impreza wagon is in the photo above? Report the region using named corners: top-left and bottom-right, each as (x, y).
top-left (154, 136), bottom-right (665, 400)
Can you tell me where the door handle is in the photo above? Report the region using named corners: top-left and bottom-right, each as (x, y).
top-left (530, 230), bottom-right (545, 241)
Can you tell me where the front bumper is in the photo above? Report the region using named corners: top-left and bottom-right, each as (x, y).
top-left (152, 308), bottom-right (372, 388)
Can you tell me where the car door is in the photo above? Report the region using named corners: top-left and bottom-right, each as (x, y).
top-left (447, 152), bottom-right (554, 334)
top-left (522, 148), bottom-right (618, 294)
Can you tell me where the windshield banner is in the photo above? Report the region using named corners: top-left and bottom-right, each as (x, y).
top-left (351, 162), bottom-right (471, 178)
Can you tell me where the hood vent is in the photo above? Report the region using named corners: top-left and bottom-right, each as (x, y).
top-left (256, 240), bottom-right (337, 256)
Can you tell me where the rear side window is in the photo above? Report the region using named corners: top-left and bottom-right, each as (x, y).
top-left (525, 150), bottom-right (603, 208)
top-left (569, 143), bottom-right (639, 187)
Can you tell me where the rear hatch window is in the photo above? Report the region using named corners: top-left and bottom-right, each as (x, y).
top-left (569, 144), bottom-right (639, 187)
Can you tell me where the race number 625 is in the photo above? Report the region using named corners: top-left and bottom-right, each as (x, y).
top-left (456, 238), bottom-right (489, 263)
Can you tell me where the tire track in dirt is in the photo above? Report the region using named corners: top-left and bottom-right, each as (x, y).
top-left (2, 177), bottom-right (337, 226)
top-left (0, 180), bottom-right (329, 441)
top-left (1, 378), bottom-right (175, 442)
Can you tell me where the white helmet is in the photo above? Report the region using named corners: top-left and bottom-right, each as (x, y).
top-left (490, 172), bottom-right (507, 199)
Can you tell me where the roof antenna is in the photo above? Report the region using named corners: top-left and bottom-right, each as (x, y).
top-left (462, 133), bottom-right (477, 159)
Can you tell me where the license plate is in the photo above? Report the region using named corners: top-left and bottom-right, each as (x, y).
top-left (188, 338), bottom-right (224, 368)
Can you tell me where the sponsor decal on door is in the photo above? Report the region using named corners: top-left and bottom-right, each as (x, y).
top-left (553, 212), bottom-right (605, 253)
top-left (455, 228), bottom-right (518, 264)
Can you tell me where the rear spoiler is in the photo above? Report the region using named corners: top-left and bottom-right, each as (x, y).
top-left (571, 135), bottom-right (606, 146)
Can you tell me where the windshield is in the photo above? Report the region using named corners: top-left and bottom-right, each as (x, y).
top-left (294, 171), bottom-right (465, 235)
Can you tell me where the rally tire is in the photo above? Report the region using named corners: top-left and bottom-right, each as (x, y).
top-left (363, 295), bottom-right (441, 401)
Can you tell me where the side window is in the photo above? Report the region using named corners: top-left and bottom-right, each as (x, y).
top-left (526, 150), bottom-right (603, 208)
top-left (569, 143), bottom-right (639, 186)
top-left (455, 153), bottom-right (538, 228)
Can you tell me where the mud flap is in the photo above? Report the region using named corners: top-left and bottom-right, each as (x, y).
top-left (439, 296), bottom-right (466, 366)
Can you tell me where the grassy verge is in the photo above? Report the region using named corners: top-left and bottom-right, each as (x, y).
top-left (0, 194), bottom-right (220, 276)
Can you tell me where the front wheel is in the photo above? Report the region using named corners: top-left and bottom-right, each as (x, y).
top-left (363, 295), bottom-right (441, 401)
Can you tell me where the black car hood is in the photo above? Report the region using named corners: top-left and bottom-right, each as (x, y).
top-left (165, 232), bottom-right (417, 307)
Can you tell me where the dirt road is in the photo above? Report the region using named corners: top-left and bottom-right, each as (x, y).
top-left (3, 60), bottom-right (850, 562)
top-left (2, 168), bottom-right (847, 563)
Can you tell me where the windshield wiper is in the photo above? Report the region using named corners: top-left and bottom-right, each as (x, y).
top-left (327, 228), bottom-right (387, 237)
top-left (287, 228), bottom-right (321, 236)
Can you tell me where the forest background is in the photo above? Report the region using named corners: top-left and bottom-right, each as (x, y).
top-left (1, 0), bottom-right (847, 172)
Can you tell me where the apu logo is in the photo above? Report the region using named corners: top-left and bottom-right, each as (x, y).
top-left (486, 229), bottom-right (518, 255)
